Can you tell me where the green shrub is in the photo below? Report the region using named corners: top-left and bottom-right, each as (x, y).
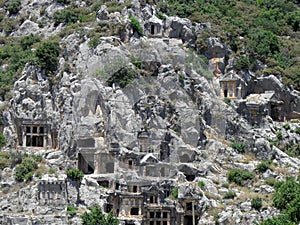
top-left (0, 151), bottom-right (10, 170)
top-left (53, 7), bottom-right (80, 26)
top-left (107, 67), bottom-right (138, 88)
top-left (129, 17), bottom-right (143, 36)
top-left (171, 186), bottom-right (178, 198)
top-left (231, 142), bottom-right (245, 153)
top-left (88, 37), bottom-right (100, 48)
top-left (198, 181), bottom-right (205, 188)
top-left (223, 190), bottom-right (236, 199)
top-left (228, 169), bottom-right (255, 185)
top-left (260, 215), bottom-right (296, 225)
top-left (251, 197), bottom-right (262, 210)
top-left (66, 168), bottom-right (84, 181)
top-left (283, 123), bottom-right (291, 130)
top-left (295, 127), bottom-right (300, 135)
top-left (14, 157), bottom-right (38, 182)
top-left (223, 97), bottom-right (231, 105)
top-left (265, 177), bottom-right (278, 187)
top-left (257, 160), bottom-right (272, 173)
top-left (67, 205), bottom-right (77, 216)
top-left (81, 205), bottom-right (119, 225)
top-left (20, 34), bottom-right (40, 50)
top-left (48, 168), bottom-right (57, 174)
top-left (5, 0), bottom-right (21, 15)
top-left (0, 133), bottom-right (6, 148)
top-left (35, 41), bottom-right (60, 75)
top-left (277, 131), bottom-right (283, 140)
top-left (273, 177), bottom-right (299, 211)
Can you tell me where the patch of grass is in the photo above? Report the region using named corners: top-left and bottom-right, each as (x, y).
top-left (171, 186), bottom-right (178, 198)
top-left (223, 97), bottom-right (231, 105)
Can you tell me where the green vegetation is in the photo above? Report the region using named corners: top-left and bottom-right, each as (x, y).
top-left (251, 197), bottom-right (262, 210)
top-left (228, 169), bottom-right (255, 185)
top-left (5, 0), bottom-right (21, 15)
top-left (198, 181), bottom-right (205, 188)
top-left (66, 168), bottom-right (84, 181)
top-left (107, 67), bottom-right (138, 88)
top-left (67, 205), bottom-right (77, 216)
top-left (157, 0), bottom-right (300, 90)
top-left (231, 142), bottom-right (245, 153)
top-left (35, 40), bottom-right (60, 75)
top-left (81, 205), bottom-right (119, 225)
top-left (48, 168), bottom-right (57, 174)
top-left (88, 37), bottom-right (100, 49)
top-left (260, 177), bottom-right (300, 225)
top-left (283, 123), bottom-right (291, 130)
top-left (129, 17), bottom-right (143, 36)
top-left (223, 190), bottom-right (236, 199)
top-left (14, 155), bottom-right (42, 182)
top-left (0, 133), bottom-right (5, 148)
top-left (223, 97), bottom-right (231, 105)
top-left (171, 186), bottom-right (179, 198)
top-left (256, 160), bottom-right (272, 173)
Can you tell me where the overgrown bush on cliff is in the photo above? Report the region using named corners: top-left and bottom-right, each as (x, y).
top-left (0, 132), bottom-right (5, 148)
top-left (14, 156), bottom-right (41, 182)
top-left (35, 41), bottom-right (60, 75)
top-left (107, 67), bottom-right (138, 88)
top-left (81, 205), bottom-right (119, 225)
top-left (5, 0), bottom-right (21, 15)
top-left (129, 17), bottom-right (143, 36)
top-left (260, 177), bottom-right (300, 225)
top-left (66, 168), bottom-right (84, 181)
top-left (228, 169), bottom-right (255, 185)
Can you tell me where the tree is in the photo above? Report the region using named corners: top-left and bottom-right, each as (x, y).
top-left (81, 205), bottom-right (119, 225)
top-left (35, 41), bottom-right (60, 75)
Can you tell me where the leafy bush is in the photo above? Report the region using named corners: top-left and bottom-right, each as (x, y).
top-left (223, 97), bottom-right (231, 105)
top-left (283, 123), bottom-right (291, 130)
top-left (231, 142), bottom-right (245, 153)
top-left (67, 205), bottom-right (77, 216)
top-left (257, 160), bottom-right (272, 173)
top-left (66, 168), bottom-right (84, 181)
top-left (81, 205), bottom-right (119, 225)
top-left (0, 132), bottom-right (6, 148)
top-left (53, 7), bottom-right (79, 26)
top-left (129, 17), bottom-right (143, 36)
top-left (20, 34), bottom-right (40, 50)
top-left (0, 151), bottom-right (10, 170)
top-left (251, 197), bottom-right (262, 210)
top-left (260, 215), bottom-right (296, 225)
top-left (14, 157), bottom-right (38, 182)
top-left (107, 67), bottom-right (138, 88)
top-left (171, 186), bottom-right (178, 198)
top-left (295, 127), bottom-right (300, 135)
top-left (265, 178), bottom-right (278, 187)
top-left (223, 190), bottom-right (236, 199)
top-left (88, 37), bottom-right (100, 49)
top-left (5, 0), bottom-right (21, 15)
top-left (35, 41), bottom-right (60, 75)
top-left (260, 176), bottom-right (300, 224)
top-left (228, 169), bottom-right (255, 185)
top-left (273, 177), bottom-right (299, 211)
top-left (198, 181), bottom-right (205, 188)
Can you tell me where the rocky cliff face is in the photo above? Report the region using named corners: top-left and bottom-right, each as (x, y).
top-left (0, 0), bottom-right (300, 225)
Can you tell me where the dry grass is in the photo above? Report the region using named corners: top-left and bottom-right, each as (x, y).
top-left (238, 153), bottom-right (256, 164)
top-left (236, 186), bottom-right (273, 207)
top-left (269, 164), bottom-right (292, 177)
